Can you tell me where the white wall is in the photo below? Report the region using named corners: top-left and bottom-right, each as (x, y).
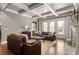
top-left (0, 11), bottom-right (32, 42)
top-left (75, 16), bottom-right (79, 55)
top-left (39, 16), bottom-right (72, 39)
top-left (74, 25), bottom-right (79, 54)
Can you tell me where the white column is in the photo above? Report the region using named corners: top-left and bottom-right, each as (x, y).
top-left (74, 25), bottom-right (79, 54)
top-left (31, 21), bottom-right (33, 38)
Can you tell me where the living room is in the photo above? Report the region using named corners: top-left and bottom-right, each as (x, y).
top-left (0, 3), bottom-right (79, 55)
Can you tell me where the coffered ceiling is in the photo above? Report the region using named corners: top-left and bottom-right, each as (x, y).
top-left (0, 3), bottom-right (79, 20)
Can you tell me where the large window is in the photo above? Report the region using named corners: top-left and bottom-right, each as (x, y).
top-left (43, 22), bottom-right (48, 32)
top-left (42, 20), bottom-right (64, 34)
top-left (57, 20), bottom-right (64, 34)
top-left (49, 22), bottom-right (55, 32)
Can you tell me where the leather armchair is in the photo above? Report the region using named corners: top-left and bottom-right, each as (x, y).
top-left (7, 34), bottom-right (26, 55)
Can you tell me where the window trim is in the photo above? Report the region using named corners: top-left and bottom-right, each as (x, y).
top-left (42, 22), bottom-right (48, 32)
top-left (49, 21), bottom-right (55, 32)
top-left (57, 20), bottom-right (64, 35)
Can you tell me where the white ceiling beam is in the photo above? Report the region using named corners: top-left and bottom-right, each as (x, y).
top-left (12, 3), bottom-right (33, 18)
top-left (22, 14), bottom-right (32, 18)
top-left (6, 8), bottom-right (19, 14)
top-left (6, 8), bottom-right (32, 18)
top-left (12, 3), bottom-right (29, 11)
top-left (44, 3), bottom-right (58, 16)
top-left (2, 3), bottom-right (11, 10)
top-left (12, 3), bottom-right (41, 17)
top-left (34, 7), bottom-right (73, 19)
top-left (57, 8), bottom-right (73, 15)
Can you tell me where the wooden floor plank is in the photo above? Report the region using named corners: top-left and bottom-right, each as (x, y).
top-left (0, 45), bottom-right (14, 55)
top-left (0, 39), bottom-right (67, 55)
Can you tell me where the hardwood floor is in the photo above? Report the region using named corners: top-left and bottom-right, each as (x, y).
top-left (41, 40), bottom-right (56, 55)
top-left (42, 39), bottom-right (64, 55)
top-left (0, 45), bottom-right (14, 55)
top-left (0, 39), bottom-right (75, 55)
top-left (0, 39), bottom-right (65, 55)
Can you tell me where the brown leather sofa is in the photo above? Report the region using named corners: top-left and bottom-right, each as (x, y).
top-left (7, 34), bottom-right (41, 55)
top-left (42, 32), bottom-right (56, 41)
top-left (7, 34), bottom-right (26, 55)
top-left (42, 32), bottom-right (49, 35)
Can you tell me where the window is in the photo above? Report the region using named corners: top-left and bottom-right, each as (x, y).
top-left (43, 22), bottom-right (48, 32)
top-left (57, 20), bottom-right (64, 34)
top-left (49, 22), bottom-right (55, 32)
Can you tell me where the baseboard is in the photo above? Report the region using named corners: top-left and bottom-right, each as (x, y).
top-left (1, 41), bottom-right (7, 44)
